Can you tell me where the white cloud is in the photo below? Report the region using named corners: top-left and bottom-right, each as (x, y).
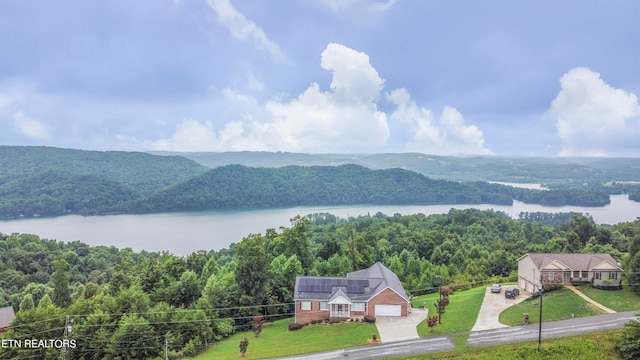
top-left (387, 88), bottom-right (491, 155)
top-left (549, 67), bottom-right (640, 156)
top-left (12, 111), bottom-right (51, 140)
top-left (207, 0), bottom-right (286, 61)
top-left (139, 43), bottom-right (390, 153)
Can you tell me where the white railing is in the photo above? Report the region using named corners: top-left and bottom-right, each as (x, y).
top-left (331, 311), bottom-right (350, 318)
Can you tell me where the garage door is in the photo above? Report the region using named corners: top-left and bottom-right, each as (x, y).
top-left (375, 305), bottom-right (401, 316)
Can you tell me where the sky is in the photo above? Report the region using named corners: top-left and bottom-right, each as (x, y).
top-left (1, 0), bottom-right (640, 157)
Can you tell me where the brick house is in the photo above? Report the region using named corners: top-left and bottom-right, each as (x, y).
top-left (0, 306), bottom-right (16, 334)
top-left (293, 262), bottom-right (410, 324)
top-left (517, 253), bottom-right (623, 293)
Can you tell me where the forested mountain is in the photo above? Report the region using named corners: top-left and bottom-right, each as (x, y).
top-left (2, 211), bottom-right (639, 358)
top-left (0, 146), bottom-right (208, 195)
top-left (0, 146), bottom-right (634, 219)
top-left (160, 151), bottom-right (640, 185)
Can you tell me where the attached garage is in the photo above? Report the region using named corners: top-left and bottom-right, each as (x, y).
top-left (375, 304), bottom-right (401, 317)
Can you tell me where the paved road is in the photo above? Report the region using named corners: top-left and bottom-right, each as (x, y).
top-left (270, 311), bottom-right (639, 360)
top-left (467, 310), bottom-right (638, 347)
top-left (271, 336), bottom-right (455, 360)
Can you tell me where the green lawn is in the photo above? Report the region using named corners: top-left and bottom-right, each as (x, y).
top-left (412, 286), bottom-right (486, 336)
top-left (193, 319), bottom-right (379, 360)
top-left (387, 329), bottom-right (622, 360)
top-left (499, 288), bottom-right (604, 326)
top-left (577, 286), bottom-right (640, 312)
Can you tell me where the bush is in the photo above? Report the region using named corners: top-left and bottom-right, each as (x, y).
top-left (543, 284), bottom-right (564, 292)
top-left (617, 320), bottom-right (640, 360)
top-left (363, 315), bottom-right (376, 323)
top-left (288, 322), bottom-right (304, 331)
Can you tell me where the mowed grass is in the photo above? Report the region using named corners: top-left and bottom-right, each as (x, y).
top-left (412, 286), bottom-right (486, 336)
top-left (577, 286), bottom-right (640, 312)
top-left (499, 288), bottom-right (604, 326)
top-left (387, 329), bottom-right (622, 360)
top-left (193, 319), bottom-right (379, 360)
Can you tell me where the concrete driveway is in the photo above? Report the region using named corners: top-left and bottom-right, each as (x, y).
top-left (376, 308), bottom-right (429, 343)
top-left (471, 286), bottom-right (528, 332)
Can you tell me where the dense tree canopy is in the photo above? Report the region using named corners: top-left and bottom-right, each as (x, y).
top-left (1, 210), bottom-right (638, 358)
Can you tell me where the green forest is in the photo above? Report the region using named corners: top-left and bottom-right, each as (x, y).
top-left (2, 210), bottom-right (640, 359)
top-left (3, 146), bottom-right (638, 219)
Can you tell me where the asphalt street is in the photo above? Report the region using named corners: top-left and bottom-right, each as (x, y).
top-left (270, 311), bottom-right (639, 360)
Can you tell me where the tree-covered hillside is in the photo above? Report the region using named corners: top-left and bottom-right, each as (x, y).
top-left (0, 146), bottom-right (627, 219)
top-left (1, 211), bottom-right (639, 358)
top-left (160, 151), bottom-right (640, 185)
top-left (0, 146), bottom-right (207, 195)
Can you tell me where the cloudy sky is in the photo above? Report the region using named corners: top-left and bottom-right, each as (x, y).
top-left (1, 1), bottom-right (639, 156)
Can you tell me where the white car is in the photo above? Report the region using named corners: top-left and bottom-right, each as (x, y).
top-left (490, 284), bottom-right (501, 293)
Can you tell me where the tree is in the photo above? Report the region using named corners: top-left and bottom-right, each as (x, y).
top-left (37, 293), bottom-right (53, 308)
top-left (19, 293), bottom-right (34, 312)
top-left (236, 234), bottom-right (270, 304)
top-left (109, 314), bottom-right (160, 359)
top-left (50, 259), bottom-right (71, 307)
top-left (280, 216), bottom-right (313, 271)
top-left (174, 270), bottom-right (201, 308)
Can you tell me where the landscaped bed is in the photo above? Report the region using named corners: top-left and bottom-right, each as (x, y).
top-left (193, 318), bottom-right (379, 360)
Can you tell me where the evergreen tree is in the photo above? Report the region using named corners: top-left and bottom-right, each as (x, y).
top-left (19, 293), bottom-right (34, 312)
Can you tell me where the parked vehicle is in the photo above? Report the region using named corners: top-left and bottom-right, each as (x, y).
top-left (490, 284), bottom-right (501, 293)
top-left (505, 286), bottom-right (520, 298)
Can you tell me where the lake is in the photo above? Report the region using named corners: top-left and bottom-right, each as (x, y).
top-left (1, 194), bottom-right (639, 256)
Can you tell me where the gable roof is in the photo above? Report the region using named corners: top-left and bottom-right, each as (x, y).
top-left (524, 253), bottom-right (622, 272)
top-left (294, 262), bottom-right (409, 303)
top-left (0, 306), bottom-right (16, 329)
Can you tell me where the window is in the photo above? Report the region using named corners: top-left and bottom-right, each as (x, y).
top-left (548, 272), bottom-right (554, 281)
top-left (595, 272), bottom-right (600, 280)
top-left (353, 303), bottom-right (365, 311)
top-left (610, 272), bottom-right (617, 280)
top-left (320, 302), bottom-right (329, 311)
top-left (300, 302), bottom-right (311, 311)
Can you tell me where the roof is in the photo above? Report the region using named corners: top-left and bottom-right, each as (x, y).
top-left (0, 306), bottom-right (16, 329)
top-left (294, 262), bottom-right (409, 303)
top-left (523, 253), bottom-right (622, 272)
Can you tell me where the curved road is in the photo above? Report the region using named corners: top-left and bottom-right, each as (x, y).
top-left (272, 311), bottom-right (638, 360)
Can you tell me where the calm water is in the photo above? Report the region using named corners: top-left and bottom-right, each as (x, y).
top-left (1, 195), bottom-right (639, 256)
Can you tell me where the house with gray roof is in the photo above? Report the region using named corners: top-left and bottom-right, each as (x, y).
top-left (294, 262), bottom-right (410, 324)
top-left (517, 253), bottom-right (623, 293)
top-left (0, 306), bottom-right (16, 334)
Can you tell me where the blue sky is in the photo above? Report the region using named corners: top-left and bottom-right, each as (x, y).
top-left (1, 0), bottom-right (639, 156)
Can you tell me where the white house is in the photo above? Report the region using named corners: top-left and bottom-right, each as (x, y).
top-left (517, 253), bottom-right (623, 293)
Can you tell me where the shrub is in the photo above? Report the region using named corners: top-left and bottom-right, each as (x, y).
top-left (363, 315), bottom-right (376, 323)
top-left (288, 323), bottom-right (304, 331)
top-left (617, 320), bottom-right (640, 360)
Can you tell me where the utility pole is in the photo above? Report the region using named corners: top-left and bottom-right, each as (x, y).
top-left (538, 275), bottom-right (543, 351)
top-left (165, 333), bottom-right (169, 360)
top-left (64, 315), bottom-right (71, 360)
top-left (435, 275), bottom-right (442, 324)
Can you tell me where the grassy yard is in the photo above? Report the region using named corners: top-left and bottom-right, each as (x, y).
top-left (193, 319), bottom-right (379, 360)
top-left (387, 329), bottom-right (622, 360)
top-left (499, 288), bottom-right (604, 326)
top-left (577, 286), bottom-right (640, 312)
top-left (412, 286), bottom-right (486, 336)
